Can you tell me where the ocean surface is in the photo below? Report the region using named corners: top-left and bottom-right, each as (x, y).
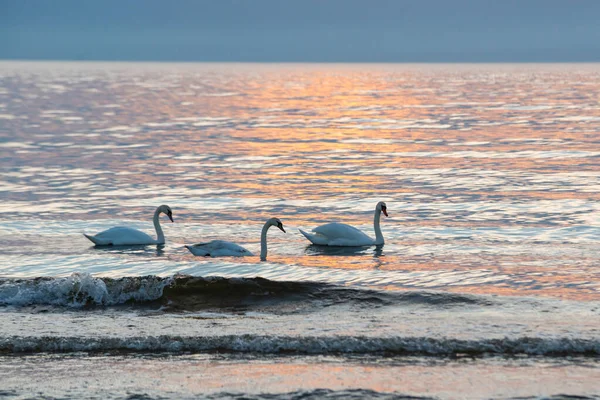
top-left (0, 62), bottom-right (599, 399)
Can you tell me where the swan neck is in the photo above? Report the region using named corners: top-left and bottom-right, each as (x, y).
top-left (260, 222), bottom-right (270, 261)
top-left (373, 208), bottom-right (384, 245)
top-left (153, 208), bottom-right (165, 244)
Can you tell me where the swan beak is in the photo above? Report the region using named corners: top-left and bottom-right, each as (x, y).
top-left (168, 214), bottom-right (174, 222)
top-left (382, 208), bottom-right (388, 217)
top-left (278, 224), bottom-right (286, 233)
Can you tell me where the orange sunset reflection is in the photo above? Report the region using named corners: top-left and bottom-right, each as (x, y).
top-left (2, 62), bottom-right (599, 302)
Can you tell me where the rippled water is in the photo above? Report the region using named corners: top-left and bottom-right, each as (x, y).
top-left (1, 62), bottom-right (599, 399)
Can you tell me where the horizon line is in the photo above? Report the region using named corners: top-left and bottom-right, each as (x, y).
top-left (2, 59), bottom-right (600, 65)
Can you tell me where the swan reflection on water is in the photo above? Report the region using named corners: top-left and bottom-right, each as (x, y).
top-left (89, 244), bottom-right (166, 257)
top-left (304, 244), bottom-right (384, 258)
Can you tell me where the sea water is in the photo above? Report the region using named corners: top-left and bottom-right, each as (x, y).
top-left (0, 62), bottom-right (599, 399)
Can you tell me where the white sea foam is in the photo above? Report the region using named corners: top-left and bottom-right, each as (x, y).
top-left (0, 273), bottom-right (170, 307)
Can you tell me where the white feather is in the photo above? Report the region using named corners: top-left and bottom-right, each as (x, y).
top-left (300, 202), bottom-right (387, 247)
top-left (84, 227), bottom-right (157, 246)
top-left (185, 240), bottom-right (253, 257)
top-left (186, 217), bottom-right (285, 260)
top-left (84, 205), bottom-right (172, 246)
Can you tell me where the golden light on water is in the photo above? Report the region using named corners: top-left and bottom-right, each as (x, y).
top-left (1, 62), bottom-right (599, 301)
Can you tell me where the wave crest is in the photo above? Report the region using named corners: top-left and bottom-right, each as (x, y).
top-left (0, 273), bottom-right (171, 307)
top-left (0, 274), bottom-right (488, 310)
top-left (1, 335), bottom-right (597, 357)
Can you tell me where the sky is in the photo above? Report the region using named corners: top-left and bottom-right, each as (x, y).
top-left (1, 0), bottom-right (600, 62)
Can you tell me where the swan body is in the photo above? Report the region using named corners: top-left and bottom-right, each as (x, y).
top-left (299, 201), bottom-right (388, 247)
top-left (185, 240), bottom-right (253, 257)
top-left (299, 223), bottom-right (376, 246)
top-left (84, 205), bottom-right (173, 246)
top-left (186, 217), bottom-right (285, 260)
top-left (84, 227), bottom-right (158, 246)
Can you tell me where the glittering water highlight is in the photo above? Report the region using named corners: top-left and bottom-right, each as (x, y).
top-left (1, 62), bottom-right (599, 399)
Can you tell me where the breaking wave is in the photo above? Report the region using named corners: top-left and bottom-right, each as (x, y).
top-left (0, 335), bottom-right (598, 357)
top-left (0, 273), bottom-right (171, 307)
top-left (0, 273), bottom-right (490, 310)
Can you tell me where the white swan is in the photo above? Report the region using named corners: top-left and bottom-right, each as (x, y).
top-left (84, 205), bottom-right (173, 246)
top-left (186, 218), bottom-right (286, 260)
top-left (299, 201), bottom-right (388, 246)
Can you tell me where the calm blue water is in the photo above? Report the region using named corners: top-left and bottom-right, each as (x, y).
top-left (0, 62), bottom-right (599, 399)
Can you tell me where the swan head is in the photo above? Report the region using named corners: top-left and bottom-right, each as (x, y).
top-left (159, 205), bottom-right (174, 222)
top-left (376, 201), bottom-right (388, 217)
top-left (268, 217), bottom-right (286, 233)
